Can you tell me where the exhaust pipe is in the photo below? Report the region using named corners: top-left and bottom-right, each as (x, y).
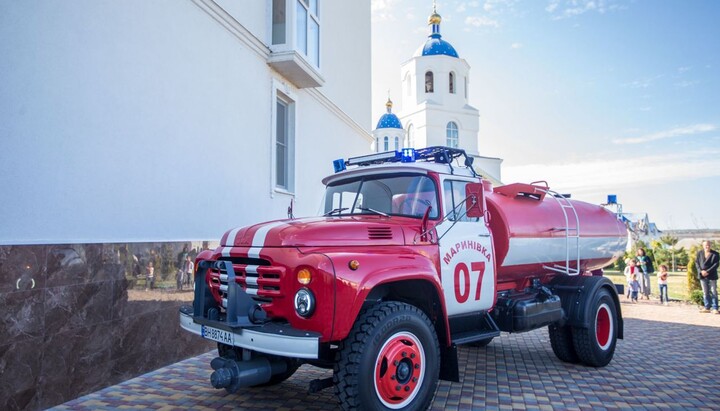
top-left (210, 357), bottom-right (288, 393)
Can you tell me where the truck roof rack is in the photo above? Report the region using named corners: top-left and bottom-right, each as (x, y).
top-left (337, 146), bottom-right (478, 177)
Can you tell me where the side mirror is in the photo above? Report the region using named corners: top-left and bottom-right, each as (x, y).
top-left (465, 183), bottom-right (484, 218)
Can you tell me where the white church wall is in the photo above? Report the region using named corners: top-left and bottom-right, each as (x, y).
top-left (0, 1), bottom-right (371, 245)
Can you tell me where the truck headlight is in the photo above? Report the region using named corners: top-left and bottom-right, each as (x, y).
top-left (294, 288), bottom-right (315, 318)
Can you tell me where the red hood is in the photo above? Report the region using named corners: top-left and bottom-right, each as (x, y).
top-left (220, 217), bottom-right (408, 248)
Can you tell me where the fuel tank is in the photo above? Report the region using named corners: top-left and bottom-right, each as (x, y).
top-left (485, 182), bottom-right (627, 283)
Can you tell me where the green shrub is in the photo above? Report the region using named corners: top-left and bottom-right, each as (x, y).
top-left (687, 244), bottom-right (701, 292)
top-left (689, 289), bottom-right (704, 306)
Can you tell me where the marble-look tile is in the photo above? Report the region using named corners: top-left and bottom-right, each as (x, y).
top-left (0, 246), bottom-right (46, 294)
top-left (44, 245), bottom-right (90, 288)
top-left (0, 339), bottom-right (43, 411)
top-left (43, 281), bottom-right (113, 335)
top-left (38, 324), bottom-right (114, 409)
top-left (0, 289), bottom-right (45, 346)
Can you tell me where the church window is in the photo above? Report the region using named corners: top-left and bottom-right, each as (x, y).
top-left (464, 76), bottom-right (468, 99)
top-left (425, 71), bottom-right (434, 93)
top-left (446, 122), bottom-right (459, 148)
top-left (375, 137), bottom-right (380, 152)
top-left (406, 124), bottom-right (414, 148)
top-left (449, 72), bottom-right (455, 94)
top-left (383, 136), bottom-right (389, 151)
top-left (394, 137), bottom-right (399, 151)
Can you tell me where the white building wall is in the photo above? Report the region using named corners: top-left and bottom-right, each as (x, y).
top-left (0, 0), bottom-right (371, 245)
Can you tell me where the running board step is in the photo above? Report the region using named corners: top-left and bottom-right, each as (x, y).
top-left (452, 330), bottom-right (501, 345)
top-left (449, 311), bottom-right (501, 345)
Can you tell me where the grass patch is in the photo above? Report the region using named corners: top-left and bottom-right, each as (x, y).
top-left (603, 270), bottom-right (690, 301)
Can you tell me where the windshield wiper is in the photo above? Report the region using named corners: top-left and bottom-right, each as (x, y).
top-left (324, 207), bottom-right (348, 216)
top-left (357, 207), bottom-right (389, 217)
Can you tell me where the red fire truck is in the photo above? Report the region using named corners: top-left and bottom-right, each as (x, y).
top-left (179, 147), bottom-right (627, 410)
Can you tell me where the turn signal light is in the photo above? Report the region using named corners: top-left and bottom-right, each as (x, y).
top-left (297, 268), bottom-right (312, 285)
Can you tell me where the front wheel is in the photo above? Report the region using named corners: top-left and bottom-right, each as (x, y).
top-left (572, 288), bottom-right (618, 367)
top-left (334, 301), bottom-right (440, 410)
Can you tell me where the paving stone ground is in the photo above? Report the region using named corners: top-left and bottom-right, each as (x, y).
top-left (53, 299), bottom-right (720, 410)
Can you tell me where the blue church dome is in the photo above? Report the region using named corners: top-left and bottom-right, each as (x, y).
top-left (421, 34), bottom-right (459, 58)
top-left (376, 98), bottom-right (403, 129)
top-left (416, 7), bottom-right (459, 58)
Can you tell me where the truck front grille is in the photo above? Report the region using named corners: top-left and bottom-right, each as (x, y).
top-left (212, 257), bottom-right (284, 308)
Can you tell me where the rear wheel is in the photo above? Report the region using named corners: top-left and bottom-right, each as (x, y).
top-left (334, 301), bottom-right (440, 410)
top-left (548, 324), bottom-right (579, 363)
top-left (572, 288), bottom-right (618, 367)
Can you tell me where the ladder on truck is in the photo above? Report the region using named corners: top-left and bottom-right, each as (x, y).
top-left (537, 186), bottom-right (581, 276)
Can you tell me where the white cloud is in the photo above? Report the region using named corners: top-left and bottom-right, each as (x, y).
top-left (612, 124), bottom-right (717, 145)
top-left (546, 0), bottom-right (622, 20)
top-left (677, 66), bottom-right (692, 73)
top-left (503, 150), bottom-right (720, 198)
top-left (457, 4), bottom-right (467, 13)
top-left (511, 42), bottom-right (523, 49)
top-left (371, 0), bottom-right (401, 22)
top-left (465, 15), bottom-right (500, 28)
top-left (674, 80), bottom-right (699, 88)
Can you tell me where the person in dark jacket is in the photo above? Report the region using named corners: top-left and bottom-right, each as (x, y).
top-left (695, 240), bottom-right (719, 313)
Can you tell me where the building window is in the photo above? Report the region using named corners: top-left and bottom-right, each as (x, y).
top-left (383, 136), bottom-right (389, 151)
top-left (449, 72), bottom-right (455, 94)
top-left (296, 0), bottom-right (320, 67)
top-left (406, 124), bottom-right (414, 148)
top-left (464, 76), bottom-right (468, 99)
top-left (425, 71), bottom-right (434, 93)
top-left (375, 137), bottom-right (380, 152)
top-left (275, 92), bottom-right (295, 191)
top-left (271, 0), bottom-right (320, 69)
top-left (272, 0), bottom-right (286, 45)
top-left (394, 137), bottom-right (399, 151)
top-left (446, 122), bottom-right (458, 148)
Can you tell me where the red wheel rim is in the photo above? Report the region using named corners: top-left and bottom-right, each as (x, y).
top-left (373, 332), bottom-right (425, 409)
top-left (595, 303), bottom-right (613, 350)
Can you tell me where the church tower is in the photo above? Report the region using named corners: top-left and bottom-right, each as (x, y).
top-left (372, 97), bottom-right (405, 152)
top-left (397, 4), bottom-right (480, 156)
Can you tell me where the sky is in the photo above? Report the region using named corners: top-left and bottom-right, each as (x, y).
top-left (370, 0), bottom-right (720, 230)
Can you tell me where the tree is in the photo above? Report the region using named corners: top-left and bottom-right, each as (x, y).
top-left (659, 234), bottom-right (679, 271)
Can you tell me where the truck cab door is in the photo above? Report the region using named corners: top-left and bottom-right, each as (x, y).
top-left (436, 178), bottom-right (496, 316)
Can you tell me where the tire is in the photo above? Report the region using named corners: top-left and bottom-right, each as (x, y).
top-left (334, 301), bottom-right (440, 411)
top-left (548, 324), bottom-right (580, 363)
top-left (572, 288), bottom-right (618, 367)
top-left (468, 337), bottom-right (493, 348)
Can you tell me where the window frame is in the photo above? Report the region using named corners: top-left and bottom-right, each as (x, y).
top-left (446, 121), bottom-right (459, 148)
top-left (272, 81), bottom-right (297, 194)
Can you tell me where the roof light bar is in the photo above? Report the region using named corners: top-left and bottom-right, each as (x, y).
top-left (346, 150), bottom-right (400, 166)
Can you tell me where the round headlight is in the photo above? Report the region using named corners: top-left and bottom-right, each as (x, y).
top-left (294, 288), bottom-right (316, 318)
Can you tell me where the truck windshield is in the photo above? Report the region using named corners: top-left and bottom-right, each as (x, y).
top-left (322, 174), bottom-right (439, 219)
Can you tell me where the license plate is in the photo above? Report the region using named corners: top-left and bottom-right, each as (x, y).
top-left (201, 325), bottom-right (234, 345)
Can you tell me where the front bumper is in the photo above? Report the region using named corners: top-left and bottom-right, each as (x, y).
top-left (179, 307), bottom-right (320, 359)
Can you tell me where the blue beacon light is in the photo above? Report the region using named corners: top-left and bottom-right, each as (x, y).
top-left (333, 159), bottom-right (346, 173)
top-left (401, 148), bottom-right (416, 163)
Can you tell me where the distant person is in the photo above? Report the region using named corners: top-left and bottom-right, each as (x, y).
top-left (624, 258), bottom-right (636, 299)
top-left (183, 255), bottom-right (194, 289)
top-left (629, 273), bottom-right (640, 303)
top-left (145, 261), bottom-right (155, 291)
top-left (657, 264), bottom-right (669, 306)
top-left (635, 248), bottom-right (654, 300)
top-left (176, 266), bottom-right (184, 291)
top-left (695, 240), bottom-right (719, 314)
